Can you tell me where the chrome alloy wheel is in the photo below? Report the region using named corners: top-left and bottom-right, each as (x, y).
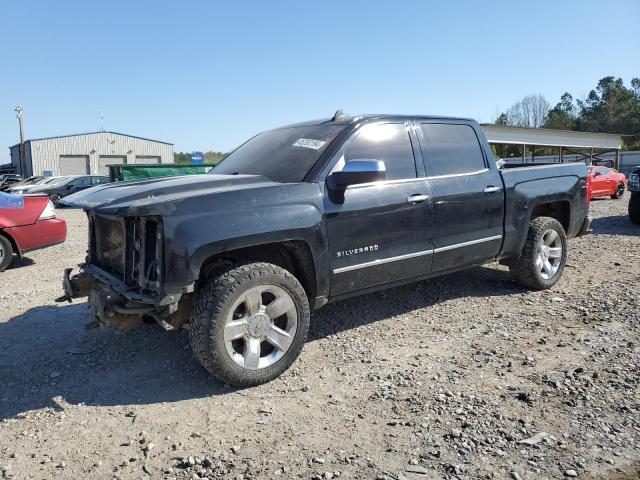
top-left (223, 285), bottom-right (298, 370)
top-left (536, 229), bottom-right (563, 280)
top-left (0, 243), bottom-right (4, 262)
top-left (616, 184), bottom-right (624, 198)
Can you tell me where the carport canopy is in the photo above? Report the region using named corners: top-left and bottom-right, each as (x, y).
top-left (480, 125), bottom-right (623, 168)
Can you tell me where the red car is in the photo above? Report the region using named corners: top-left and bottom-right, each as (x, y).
top-left (0, 193), bottom-right (67, 272)
top-left (588, 166), bottom-right (627, 199)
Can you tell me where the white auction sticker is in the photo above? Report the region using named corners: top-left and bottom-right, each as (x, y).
top-left (293, 138), bottom-right (326, 150)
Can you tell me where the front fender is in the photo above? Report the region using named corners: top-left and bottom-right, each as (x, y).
top-left (161, 184), bottom-right (328, 296)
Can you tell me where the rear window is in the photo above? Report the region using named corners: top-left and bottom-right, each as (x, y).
top-left (420, 124), bottom-right (486, 176)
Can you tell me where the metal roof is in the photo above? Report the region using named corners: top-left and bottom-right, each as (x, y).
top-left (480, 124), bottom-right (622, 150)
top-left (9, 131), bottom-right (173, 148)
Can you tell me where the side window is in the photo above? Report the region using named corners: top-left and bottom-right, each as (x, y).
top-left (420, 124), bottom-right (486, 176)
top-left (341, 123), bottom-right (416, 181)
top-left (73, 177), bottom-right (91, 186)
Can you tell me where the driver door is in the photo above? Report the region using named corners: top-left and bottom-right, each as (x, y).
top-left (324, 122), bottom-right (434, 296)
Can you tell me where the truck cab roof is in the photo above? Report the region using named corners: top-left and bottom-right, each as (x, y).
top-left (279, 113), bottom-right (476, 129)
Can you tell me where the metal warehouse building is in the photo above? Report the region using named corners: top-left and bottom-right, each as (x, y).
top-left (9, 131), bottom-right (174, 177)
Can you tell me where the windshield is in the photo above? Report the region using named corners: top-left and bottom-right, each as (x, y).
top-left (213, 124), bottom-right (346, 183)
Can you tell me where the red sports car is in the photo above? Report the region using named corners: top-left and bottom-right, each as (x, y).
top-left (0, 192), bottom-right (67, 272)
top-left (588, 166), bottom-right (627, 199)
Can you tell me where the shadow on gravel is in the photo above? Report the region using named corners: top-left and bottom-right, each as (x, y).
top-left (0, 265), bottom-right (522, 420)
top-left (309, 264), bottom-right (524, 341)
top-left (6, 256), bottom-right (35, 269)
top-left (590, 214), bottom-right (640, 237)
top-left (0, 303), bottom-right (229, 420)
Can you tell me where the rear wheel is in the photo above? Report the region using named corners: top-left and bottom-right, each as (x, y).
top-left (0, 235), bottom-right (14, 272)
top-left (189, 262), bottom-right (310, 386)
top-left (611, 183), bottom-right (625, 199)
top-left (510, 216), bottom-right (567, 290)
top-left (50, 194), bottom-right (61, 207)
top-left (629, 193), bottom-right (640, 225)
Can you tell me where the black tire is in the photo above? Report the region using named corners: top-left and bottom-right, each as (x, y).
top-left (50, 194), bottom-right (61, 207)
top-left (629, 193), bottom-right (640, 225)
top-left (510, 216), bottom-right (567, 290)
top-left (189, 262), bottom-right (310, 387)
top-left (611, 183), bottom-right (625, 200)
top-left (0, 235), bottom-right (14, 272)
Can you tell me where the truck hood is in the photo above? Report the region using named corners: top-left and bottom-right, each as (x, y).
top-left (61, 174), bottom-right (277, 214)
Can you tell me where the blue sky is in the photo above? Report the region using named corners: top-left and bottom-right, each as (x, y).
top-left (0, 0), bottom-right (638, 160)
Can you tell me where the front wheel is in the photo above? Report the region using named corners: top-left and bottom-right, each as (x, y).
top-left (629, 193), bottom-right (640, 225)
top-left (189, 262), bottom-right (310, 387)
top-left (49, 194), bottom-right (61, 207)
top-left (510, 216), bottom-right (567, 290)
top-left (611, 183), bottom-right (625, 199)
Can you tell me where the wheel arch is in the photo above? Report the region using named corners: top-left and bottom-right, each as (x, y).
top-left (0, 229), bottom-right (22, 259)
top-left (197, 240), bottom-right (319, 301)
top-left (530, 201), bottom-right (571, 233)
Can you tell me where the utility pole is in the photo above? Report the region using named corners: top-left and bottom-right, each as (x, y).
top-left (14, 106), bottom-right (25, 176)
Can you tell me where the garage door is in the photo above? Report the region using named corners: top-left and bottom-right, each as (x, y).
top-left (59, 156), bottom-right (90, 175)
top-left (134, 156), bottom-right (161, 164)
top-left (98, 156), bottom-right (126, 176)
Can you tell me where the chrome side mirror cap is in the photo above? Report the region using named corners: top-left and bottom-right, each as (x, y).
top-left (329, 159), bottom-right (386, 188)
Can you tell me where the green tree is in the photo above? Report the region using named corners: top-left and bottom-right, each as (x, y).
top-left (576, 76), bottom-right (640, 138)
top-left (544, 93), bottom-right (576, 130)
top-left (494, 112), bottom-right (508, 125)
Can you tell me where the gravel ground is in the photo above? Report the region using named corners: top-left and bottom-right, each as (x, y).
top-left (1, 196), bottom-right (639, 480)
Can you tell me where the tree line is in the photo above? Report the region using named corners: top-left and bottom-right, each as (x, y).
top-left (495, 76), bottom-right (640, 149)
top-left (174, 151), bottom-right (227, 164)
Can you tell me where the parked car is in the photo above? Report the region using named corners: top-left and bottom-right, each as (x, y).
top-left (587, 166), bottom-right (627, 199)
top-left (7, 176), bottom-right (67, 195)
top-left (0, 174), bottom-right (22, 191)
top-left (2, 176), bottom-right (44, 192)
top-left (0, 192), bottom-right (67, 272)
top-left (60, 113), bottom-right (591, 386)
top-left (628, 166), bottom-right (640, 224)
top-left (27, 175), bottom-right (110, 205)
top-left (1, 175), bottom-right (41, 192)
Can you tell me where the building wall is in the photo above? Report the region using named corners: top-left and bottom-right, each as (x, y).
top-left (23, 132), bottom-right (173, 176)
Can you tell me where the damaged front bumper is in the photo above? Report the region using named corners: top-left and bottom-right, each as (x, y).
top-left (57, 265), bottom-right (187, 331)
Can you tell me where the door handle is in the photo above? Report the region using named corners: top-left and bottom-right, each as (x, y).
top-left (406, 194), bottom-right (430, 203)
top-left (483, 185), bottom-right (501, 193)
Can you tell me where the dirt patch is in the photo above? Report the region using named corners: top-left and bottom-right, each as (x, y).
top-left (1, 196), bottom-right (639, 479)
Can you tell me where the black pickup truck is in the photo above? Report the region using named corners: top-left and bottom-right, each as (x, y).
top-left (60, 113), bottom-right (591, 386)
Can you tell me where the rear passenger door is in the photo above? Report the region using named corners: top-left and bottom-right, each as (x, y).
top-left (415, 121), bottom-right (504, 272)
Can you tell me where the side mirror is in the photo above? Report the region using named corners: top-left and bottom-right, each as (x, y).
top-left (66, 185), bottom-right (74, 190)
top-left (329, 159), bottom-right (386, 188)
